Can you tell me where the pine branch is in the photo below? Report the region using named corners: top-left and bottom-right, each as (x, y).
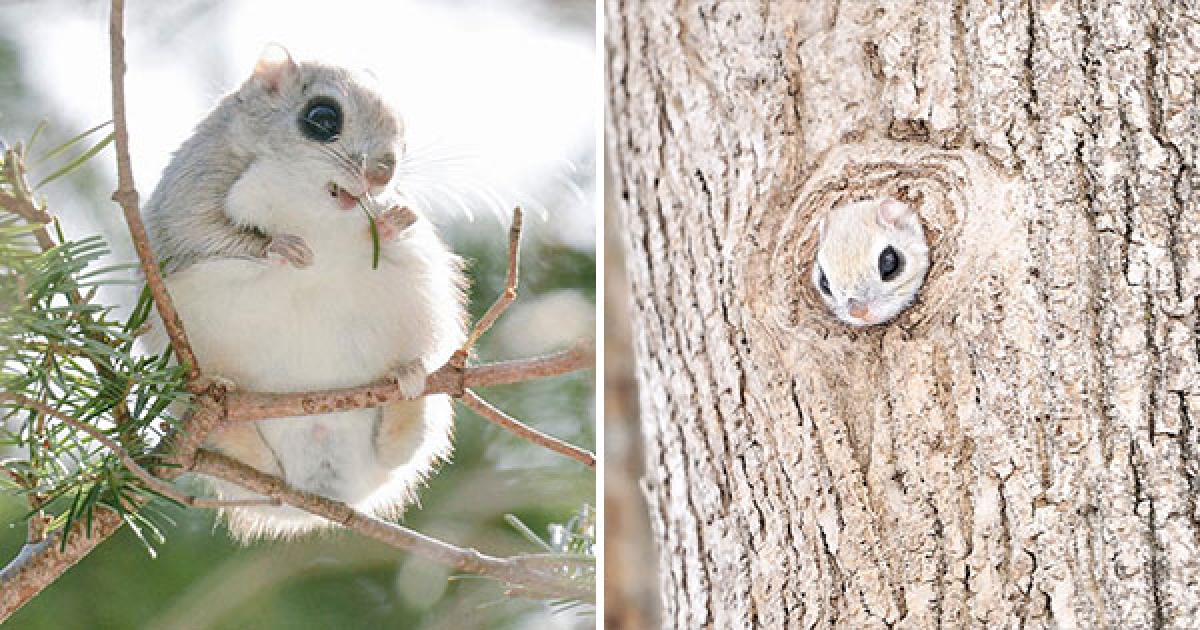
top-left (0, 393), bottom-right (278, 509)
top-left (0, 508), bottom-right (125, 621)
top-left (0, 187), bottom-right (50, 225)
top-left (2, 144), bottom-right (61, 253)
top-left (3, 142), bottom-right (147, 459)
top-left (192, 449), bottom-right (594, 601)
top-left (0, 341), bottom-right (595, 621)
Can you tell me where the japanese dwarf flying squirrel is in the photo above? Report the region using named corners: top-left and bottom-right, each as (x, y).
top-left (812, 198), bottom-right (929, 327)
top-left (143, 46), bottom-right (465, 541)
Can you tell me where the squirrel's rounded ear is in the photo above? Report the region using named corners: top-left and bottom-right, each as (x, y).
top-left (877, 199), bottom-right (918, 230)
top-left (253, 44), bottom-right (297, 94)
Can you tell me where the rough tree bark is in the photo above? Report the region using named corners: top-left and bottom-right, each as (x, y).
top-left (606, 1), bottom-right (1199, 628)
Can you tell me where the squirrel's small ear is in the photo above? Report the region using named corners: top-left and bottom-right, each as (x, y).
top-left (877, 199), bottom-right (918, 230)
top-left (253, 44), bottom-right (297, 94)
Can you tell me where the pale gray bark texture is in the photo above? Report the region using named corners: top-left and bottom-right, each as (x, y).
top-left (606, 1), bottom-right (1200, 628)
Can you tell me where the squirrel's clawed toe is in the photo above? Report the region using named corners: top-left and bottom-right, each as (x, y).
top-left (389, 359), bottom-right (428, 399)
top-left (376, 205), bottom-right (418, 243)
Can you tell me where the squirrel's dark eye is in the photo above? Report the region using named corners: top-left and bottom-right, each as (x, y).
top-left (817, 268), bottom-right (831, 296)
top-left (299, 98), bottom-right (342, 143)
top-left (879, 246), bottom-right (903, 281)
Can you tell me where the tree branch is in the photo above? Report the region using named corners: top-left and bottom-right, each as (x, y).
top-left (108, 0), bottom-right (199, 384)
top-left (463, 340), bottom-right (594, 384)
top-left (0, 393), bottom-right (279, 510)
top-left (0, 338), bottom-right (595, 620)
top-left (460, 207), bottom-right (523, 354)
top-left (192, 449), bottom-right (593, 601)
top-left (2, 145), bottom-right (141, 446)
top-left (0, 144), bottom-right (51, 225)
top-left (0, 509), bottom-right (125, 622)
top-left (0, 190), bottom-right (51, 226)
top-left (160, 343), bottom-right (594, 475)
top-left (228, 343), bottom-right (594, 423)
top-left (462, 390), bottom-right (596, 468)
top-left (2, 145), bottom-right (59, 252)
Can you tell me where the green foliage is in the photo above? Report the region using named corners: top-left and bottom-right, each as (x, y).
top-left (33, 126), bottom-right (114, 190)
top-left (0, 119), bottom-right (596, 627)
top-left (507, 504), bottom-right (594, 558)
top-left (1, 125), bottom-right (186, 555)
top-left (360, 199), bottom-right (382, 270)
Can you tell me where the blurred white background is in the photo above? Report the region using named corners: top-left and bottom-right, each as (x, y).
top-left (3, 0), bottom-right (595, 247)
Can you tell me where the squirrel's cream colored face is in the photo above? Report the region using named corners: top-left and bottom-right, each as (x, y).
top-left (235, 48), bottom-right (403, 216)
top-left (812, 198), bottom-right (930, 327)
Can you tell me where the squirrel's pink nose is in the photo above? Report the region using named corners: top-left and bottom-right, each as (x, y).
top-left (365, 159), bottom-right (394, 188)
top-left (848, 300), bottom-right (870, 319)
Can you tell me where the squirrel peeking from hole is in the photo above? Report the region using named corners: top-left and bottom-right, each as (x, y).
top-left (811, 197), bottom-right (930, 327)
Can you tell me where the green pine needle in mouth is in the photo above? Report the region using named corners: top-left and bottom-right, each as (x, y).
top-left (360, 199), bottom-right (381, 270)
top-left (329, 182), bottom-right (379, 269)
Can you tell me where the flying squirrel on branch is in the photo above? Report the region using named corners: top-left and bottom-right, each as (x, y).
top-left (143, 45), bottom-right (466, 540)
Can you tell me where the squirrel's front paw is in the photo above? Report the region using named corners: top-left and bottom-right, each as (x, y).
top-left (389, 359), bottom-right (428, 399)
top-left (265, 234), bottom-right (314, 268)
top-left (375, 205), bottom-right (418, 243)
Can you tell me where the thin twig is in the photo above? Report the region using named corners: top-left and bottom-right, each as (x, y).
top-left (1, 468), bottom-right (27, 488)
top-left (227, 344), bottom-right (594, 423)
top-left (0, 191), bottom-right (51, 226)
top-left (2, 145), bottom-right (58, 252)
top-left (459, 206), bottom-right (523, 354)
top-left (462, 390), bottom-right (595, 468)
top-left (0, 394), bottom-right (279, 509)
top-left (192, 449), bottom-right (594, 601)
top-left (464, 340), bottom-right (594, 385)
top-left (108, 0), bottom-right (200, 385)
top-left (3, 468), bottom-right (48, 543)
top-left (1, 146), bottom-right (51, 225)
top-left (26, 511), bottom-right (51, 546)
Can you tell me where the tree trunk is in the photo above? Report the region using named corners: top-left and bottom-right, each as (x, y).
top-left (605, 1), bottom-right (1199, 628)
top-left (604, 180), bottom-right (662, 629)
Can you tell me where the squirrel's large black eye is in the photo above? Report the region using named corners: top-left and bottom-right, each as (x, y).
top-left (817, 268), bottom-right (831, 296)
top-left (879, 246), bottom-right (903, 281)
top-left (299, 98), bottom-right (342, 143)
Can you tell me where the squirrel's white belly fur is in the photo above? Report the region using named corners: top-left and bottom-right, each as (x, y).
top-left (163, 215), bottom-right (463, 540)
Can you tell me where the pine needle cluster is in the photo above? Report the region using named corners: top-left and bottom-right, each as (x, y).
top-left (0, 124), bottom-right (185, 554)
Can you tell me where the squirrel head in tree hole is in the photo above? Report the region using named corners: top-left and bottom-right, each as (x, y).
top-left (811, 197), bottom-right (930, 327)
